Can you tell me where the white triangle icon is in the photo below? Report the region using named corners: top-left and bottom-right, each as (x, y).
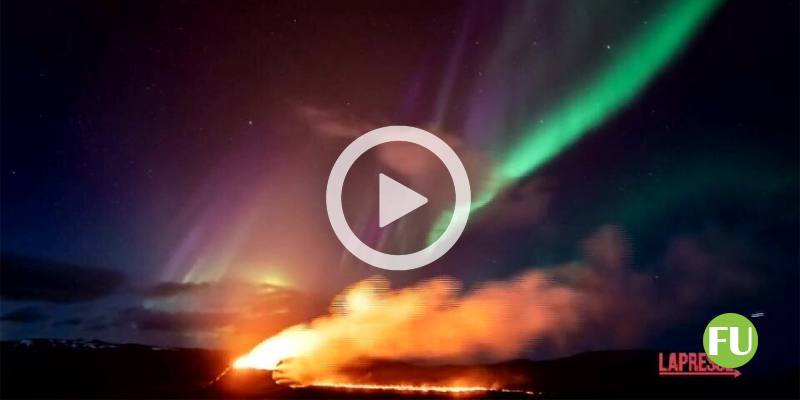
top-left (378, 173), bottom-right (428, 228)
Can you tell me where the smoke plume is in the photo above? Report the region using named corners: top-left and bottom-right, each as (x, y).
top-left (235, 226), bottom-right (756, 385)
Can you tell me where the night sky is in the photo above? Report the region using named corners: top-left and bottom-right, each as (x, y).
top-left (1, 0), bottom-right (797, 370)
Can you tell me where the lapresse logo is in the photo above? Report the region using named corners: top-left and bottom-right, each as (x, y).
top-left (703, 313), bottom-right (758, 368)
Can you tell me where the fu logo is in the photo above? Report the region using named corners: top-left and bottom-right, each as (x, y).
top-left (703, 313), bottom-right (758, 368)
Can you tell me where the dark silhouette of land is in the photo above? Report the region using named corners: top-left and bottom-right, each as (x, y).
top-left (1, 339), bottom-right (796, 398)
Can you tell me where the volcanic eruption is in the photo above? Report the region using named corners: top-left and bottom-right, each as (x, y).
top-left (231, 227), bottom-right (755, 395)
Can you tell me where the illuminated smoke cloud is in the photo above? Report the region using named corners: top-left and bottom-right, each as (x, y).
top-left (235, 225), bottom-right (756, 384)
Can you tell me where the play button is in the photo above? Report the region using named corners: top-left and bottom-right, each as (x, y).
top-left (326, 126), bottom-right (471, 271)
top-left (378, 174), bottom-right (428, 228)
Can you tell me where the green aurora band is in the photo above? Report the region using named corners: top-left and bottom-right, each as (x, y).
top-left (427, 0), bottom-right (723, 244)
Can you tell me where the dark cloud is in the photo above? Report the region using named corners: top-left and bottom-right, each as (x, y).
top-left (482, 177), bottom-right (553, 230)
top-left (52, 317), bottom-right (83, 327)
top-left (142, 281), bottom-right (210, 298)
top-left (83, 319), bottom-right (115, 332)
top-left (141, 280), bottom-right (305, 313)
top-left (526, 225), bottom-right (759, 355)
top-left (122, 307), bottom-right (236, 332)
top-left (0, 255), bottom-right (125, 303)
top-left (0, 306), bottom-right (49, 323)
top-left (127, 280), bottom-right (319, 350)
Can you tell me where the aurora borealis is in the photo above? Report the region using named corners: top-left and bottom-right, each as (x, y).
top-left (1, 0), bottom-right (798, 376)
top-left (427, 0), bottom-right (722, 243)
top-left (496, 0), bottom-right (721, 181)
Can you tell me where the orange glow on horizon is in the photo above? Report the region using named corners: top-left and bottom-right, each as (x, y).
top-left (307, 382), bottom-right (535, 396)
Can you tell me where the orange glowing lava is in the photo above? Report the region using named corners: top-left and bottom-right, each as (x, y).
top-left (310, 382), bottom-right (492, 393)
top-left (232, 325), bottom-right (320, 370)
top-left (308, 382), bottom-right (536, 397)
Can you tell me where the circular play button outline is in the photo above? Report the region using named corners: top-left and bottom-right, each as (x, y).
top-left (326, 126), bottom-right (471, 271)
